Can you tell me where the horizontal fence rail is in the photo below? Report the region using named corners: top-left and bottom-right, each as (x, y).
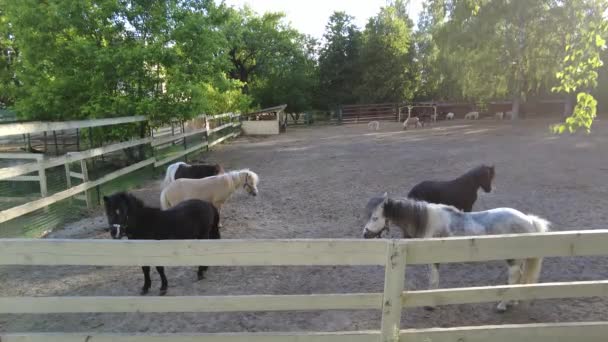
top-left (2, 231), bottom-right (608, 341)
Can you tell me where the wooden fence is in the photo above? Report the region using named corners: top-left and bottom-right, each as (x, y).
top-left (1, 230), bottom-right (608, 341)
top-left (0, 113), bottom-right (241, 224)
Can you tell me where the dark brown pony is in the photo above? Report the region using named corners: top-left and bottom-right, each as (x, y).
top-left (407, 165), bottom-right (495, 212)
top-left (163, 162), bottom-right (224, 188)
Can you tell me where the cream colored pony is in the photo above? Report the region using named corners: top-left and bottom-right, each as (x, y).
top-left (160, 169), bottom-right (259, 215)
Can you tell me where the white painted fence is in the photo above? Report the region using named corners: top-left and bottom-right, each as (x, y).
top-left (1, 230), bottom-right (608, 341)
top-left (0, 113), bottom-right (241, 223)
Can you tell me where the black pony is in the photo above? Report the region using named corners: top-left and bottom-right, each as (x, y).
top-left (103, 192), bottom-right (220, 295)
top-left (407, 165), bottom-right (495, 212)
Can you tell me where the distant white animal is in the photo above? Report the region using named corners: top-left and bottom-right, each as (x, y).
top-left (368, 121), bottom-right (380, 131)
top-left (495, 112), bottom-right (504, 120)
top-left (464, 111), bottom-right (479, 120)
top-left (403, 117), bottom-right (422, 130)
top-left (446, 112), bottom-right (455, 120)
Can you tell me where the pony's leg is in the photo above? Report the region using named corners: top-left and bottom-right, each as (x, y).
top-left (197, 266), bottom-right (208, 280)
top-left (496, 259), bottom-right (523, 312)
top-left (156, 266), bottom-right (168, 296)
top-left (424, 263), bottom-right (440, 311)
top-left (141, 266), bottom-right (151, 295)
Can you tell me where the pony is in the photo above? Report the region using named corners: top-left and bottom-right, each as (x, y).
top-left (408, 165), bottom-right (495, 212)
top-left (160, 169), bottom-right (259, 226)
top-left (495, 112), bottom-right (504, 120)
top-left (446, 112), bottom-right (455, 120)
top-left (162, 162), bottom-right (224, 188)
top-left (362, 193), bottom-right (549, 312)
top-left (103, 192), bottom-right (220, 295)
top-left (368, 121), bottom-right (380, 131)
top-left (403, 117), bottom-right (422, 130)
top-left (464, 111), bottom-right (479, 120)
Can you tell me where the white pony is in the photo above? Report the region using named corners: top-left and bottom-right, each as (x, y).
top-left (162, 162), bottom-right (187, 188)
top-left (160, 170), bottom-right (259, 225)
top-left (368, 121), bottom-right (380, 131)
top-left (446, 112), bottom-right (455, 120)
top-left (403, 117), bottom-right (422, 130)
top-left (495, 112), bottom-right (504, 120)
top-left (363, 193), bottom-right (550, 312)
top-left (464, 111), bottom-right (479, 120)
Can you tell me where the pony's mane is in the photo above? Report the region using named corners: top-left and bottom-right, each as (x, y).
top-left (383, 198), bottom-right (429, 238)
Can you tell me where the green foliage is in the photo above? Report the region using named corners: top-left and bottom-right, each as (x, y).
top-left (357, 2), bottom-right (417, 102)
top-left (551, 0), bottom-right (607, 133)
top-left (3, 0), bottom-right (251, 125)
top-left (317, 11), bottom-right (362, 107)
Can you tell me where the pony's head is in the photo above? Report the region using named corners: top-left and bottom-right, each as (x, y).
top-left (477, 165), bottom-right (495, 193)
top-left (103, 192), bottom-right (141, 239)
top-left (363, 192), bottom-right (389, 239)
top-left (240, 170), bottom-right (259, 196)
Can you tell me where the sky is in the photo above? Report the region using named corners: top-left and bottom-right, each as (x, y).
top-left (222, 0), bottom-right (424, 39)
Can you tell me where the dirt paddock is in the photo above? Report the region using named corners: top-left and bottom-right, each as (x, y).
top-left (3, 118), bottom-right (608, 333)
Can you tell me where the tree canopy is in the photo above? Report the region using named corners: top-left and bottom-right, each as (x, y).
top-left (0, 0), bottom-right (606, 132)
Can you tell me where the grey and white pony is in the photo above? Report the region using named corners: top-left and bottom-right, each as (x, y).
top-left (362, 193), bottom-right (550, 312)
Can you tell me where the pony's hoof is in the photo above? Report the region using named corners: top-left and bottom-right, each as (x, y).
top-left (140, 288), bottom-right (149, 295)
top-left (423, 306), bottom-right (436, 311)
top-left (159, 289), bottom-right (167, 296)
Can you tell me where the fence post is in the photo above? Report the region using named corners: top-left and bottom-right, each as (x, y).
top-left (38, 163), bottom-right (47, 198)
top-left (380, 240), bottom-right (406, 342)
top-left (204, 115), bottom-right (210, 151)
top-left (80, 160), bottom-right (91, 208)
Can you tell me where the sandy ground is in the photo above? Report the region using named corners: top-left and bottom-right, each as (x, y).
top-left (3, 118), bottom-right (608, 333)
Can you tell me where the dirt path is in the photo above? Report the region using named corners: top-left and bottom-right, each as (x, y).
top-left (3, 118), bottom-right (608, 333)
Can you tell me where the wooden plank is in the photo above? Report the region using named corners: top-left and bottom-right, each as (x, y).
top-left (402, 230), bottom-right (608, 265)
top-left (0, 196), bottom-right (40, 203)
top-left (5, 175), bottom-right (40, 182)
top-left (402, 280), bottom-right (608, 308)
top-left (80, 160), bottom-right (90, 208)
top-left (38, 163), bottom-right (47, 197)
top-left (209, 122), bottom-right (233, 134)
top-left (0, 158), bottom-right (154, 224)
top-left (244, 105), bottom-right (287, 117)
top-left (0, 116), bottom-right (146, 137)
top-left (153, 141), bottom-right (208, 168)
top-left (1, 331), bottom-right (380, 342)
top-left (208, 112), bottom-right (234, 120)
top-left (69, 171), bottom-right (84, 180)
top-left (0, 153), bottom-right (44, 160)
top-left (208, 132), bottom-right (236, 148)
top-left (399, 322), bottom-right (608, 342)
top-left (0, 137), bottom-right (151, 181)
top-left (151, 127), bottom-right (207, 147)
top-left (0, 239), bottom-right (388, 266)
top-left (0, 293), bottom-right (382, 314)
top-left (380, 241), bottom-right (407, 342)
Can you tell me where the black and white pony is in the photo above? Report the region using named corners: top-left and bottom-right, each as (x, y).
top-left (162, 161), bottom-right (224, 188)
top-left (408, 165), bottom-right (495, 212)
top-left (103, 192), bottom-right (220, 295)
top-left (362, 193), bottom-right (550, 312)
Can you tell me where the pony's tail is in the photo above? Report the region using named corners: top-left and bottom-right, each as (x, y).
top-left (159, 188), bottom-right (171, 210)
top-left (522, 215), bottom-right (551, 284)
top-left (162, 162), bottom-right (186, 189)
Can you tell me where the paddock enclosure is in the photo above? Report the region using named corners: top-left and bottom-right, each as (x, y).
top-left (3, 118), bottom-right (608, 340)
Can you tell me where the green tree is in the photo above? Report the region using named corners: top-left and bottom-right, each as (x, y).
top-left (358, 1), bottom-right (417, 103)
top-left (317, 11), bottom-right (362, 107)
